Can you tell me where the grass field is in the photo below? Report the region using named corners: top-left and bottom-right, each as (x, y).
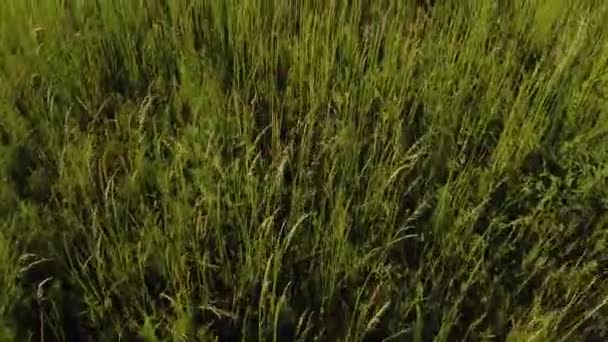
top-left (1, 0), bottom-right (608, 341)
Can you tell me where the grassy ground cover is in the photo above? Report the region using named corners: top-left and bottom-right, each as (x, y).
top-left (1, 0), bottom-right (608, 341)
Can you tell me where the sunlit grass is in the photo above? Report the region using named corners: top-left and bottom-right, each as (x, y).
top-left (1, 0), bottom-right (608, 341)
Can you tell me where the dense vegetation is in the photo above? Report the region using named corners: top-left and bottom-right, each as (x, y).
top-left (1, 1), bottom-right (608, 341)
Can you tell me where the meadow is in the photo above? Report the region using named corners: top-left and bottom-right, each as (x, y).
top-left (1, 0), bottom-right (608, 341)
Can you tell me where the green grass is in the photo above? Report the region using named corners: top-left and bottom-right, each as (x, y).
top-left (1, 0), bottom-right (608, 341)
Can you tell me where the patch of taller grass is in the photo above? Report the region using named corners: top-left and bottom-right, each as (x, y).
top-left (1, 0), bottom-right (608, 341)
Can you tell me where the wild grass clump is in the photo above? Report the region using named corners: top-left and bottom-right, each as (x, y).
top-left (1, 0), bottom-right (608, 341)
